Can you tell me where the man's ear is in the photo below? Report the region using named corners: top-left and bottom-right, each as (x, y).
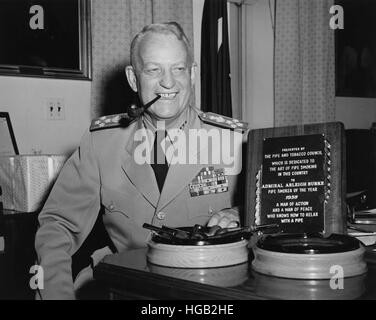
top-left (190, 62), bottom-right (197, 87)
top-left (125, 66), bottom-right (138, 93)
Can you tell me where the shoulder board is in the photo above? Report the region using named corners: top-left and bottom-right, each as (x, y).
top-left (198, 112), bottom-right (248, 131)
top-left (90, 113), bottom-right (133, 132)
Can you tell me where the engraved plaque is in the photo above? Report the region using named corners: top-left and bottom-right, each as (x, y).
top-left (260, 134), bottom-right (329, 234)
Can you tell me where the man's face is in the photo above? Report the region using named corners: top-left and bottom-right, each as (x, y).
top-left (127, 33), bottom-right (194, 121)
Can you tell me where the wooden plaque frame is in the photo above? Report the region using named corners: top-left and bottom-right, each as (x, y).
top-left (244, 122), bottom-right (347, 236)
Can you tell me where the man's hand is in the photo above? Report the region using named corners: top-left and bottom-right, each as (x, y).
top-left (207, 207), bottom-right (240, 228)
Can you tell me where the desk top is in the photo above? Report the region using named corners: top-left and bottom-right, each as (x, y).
top-left (94, 246), bottom-right (376, 300)
top-left (1, 209), bottom-right (39, 216)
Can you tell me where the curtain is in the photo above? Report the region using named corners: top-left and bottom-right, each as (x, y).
top-left (91, 0), bottom-right (194, 118)
top-left (274, 0), bottom-right (335, 127)
top-left (201, 0), bottom-right (232, 117)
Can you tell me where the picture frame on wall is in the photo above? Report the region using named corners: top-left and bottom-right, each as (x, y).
top-left (0, 112), bottom-right (19, 156)
top-left (336, 0), bottom-right (376, 97)
top-left (0, 0), bottom-right (91, 80)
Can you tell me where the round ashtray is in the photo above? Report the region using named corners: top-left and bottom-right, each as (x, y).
top-left (252, 233), bottom-right (367, 279)
top-left (251, 270), bottom-right (366, 300)
top-left (147, 239), bottom-right (249, 268)
top-left (147, 225), bottom-right (251, 268)
top-left (148, 260), bottom-right (249, 287)
top-left (256, 233), bottom-right (361, 254)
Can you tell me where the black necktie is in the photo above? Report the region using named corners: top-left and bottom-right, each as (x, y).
top-left (151, 130), bottom-right (169, 192)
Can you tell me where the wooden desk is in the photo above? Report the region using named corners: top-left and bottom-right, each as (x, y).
top-left (94, 246), bottom-right (376, 300)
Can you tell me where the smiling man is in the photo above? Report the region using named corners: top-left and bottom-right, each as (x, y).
top-left (126, 25), bottom-right (193, 122)
top-left (35, 22), bottom-right (247, 300)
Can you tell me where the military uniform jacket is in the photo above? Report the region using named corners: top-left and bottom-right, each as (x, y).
top-left (35, 107), bottom-right (247, 299)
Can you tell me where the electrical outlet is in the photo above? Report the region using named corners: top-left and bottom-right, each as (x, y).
top-left (46, 98), bottom-right (65, 120)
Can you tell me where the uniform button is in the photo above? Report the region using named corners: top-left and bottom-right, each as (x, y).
top-left (109, 204), bottom-right (115, 211)
top-left (156, 211), bottom-right (166, 220)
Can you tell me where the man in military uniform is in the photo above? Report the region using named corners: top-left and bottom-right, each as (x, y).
top-left (35, 22), bottom-right (247, 299)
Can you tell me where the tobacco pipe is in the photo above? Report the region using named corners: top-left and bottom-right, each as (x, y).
top-left (127, 95), bottom-right (161, 118)
top-left (205, 223), bottom-right (279, 240)
top-left (143, 223), bottom-right (191, 240)
top-left (143, 223), bottom-right (208, 241)
top-left (143, 222), bottom-right (279, 242)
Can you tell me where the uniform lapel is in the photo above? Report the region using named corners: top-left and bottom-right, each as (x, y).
top-left (121, 119), bottom-right (160, 208)
top-left (157, 109), bottom-right (207, 211)
top-left (157, 163), bottom-right (201, 211)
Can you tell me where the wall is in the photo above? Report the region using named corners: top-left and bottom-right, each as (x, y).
top-left (195, 0), bottom-right (376, 130)
top-left (1, 0), bottom-right (373, 159)
top-left (249, 0), bottom-right (376, 130)
top-left (91, 0), bottom-right (194, 118)
top-left (241, 0), bottom-right (376, 130)
top-left (243, 0), bottom-right (376, 130)
top-left (0, 76), bottom-right (91, 155)
top-left (0, 0), bottom-right (274, 157)
top-left (241, 0), bottom-right (274, 129)
top-left (0, 0), bottom-right (194, 157)
top-left (336, 97), bottom-right (376, 129)
top-left (193, 0), bottom-right (205, 109)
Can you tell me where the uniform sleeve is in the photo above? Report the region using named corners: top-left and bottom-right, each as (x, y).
top-left (35, 131), bottom-right (101, 300)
